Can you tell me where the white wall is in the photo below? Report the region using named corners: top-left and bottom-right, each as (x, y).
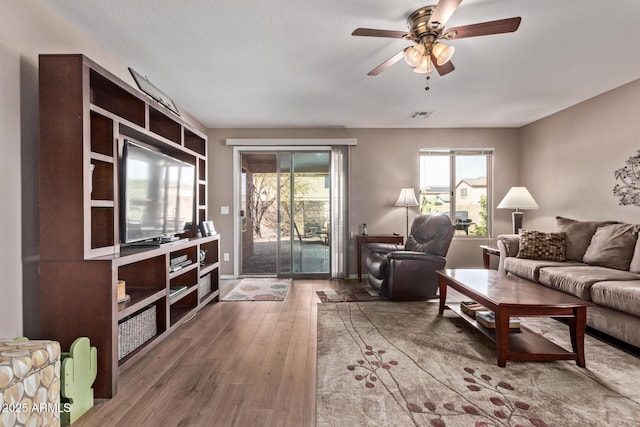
top-left (0, 0), bottom-right (204, 337)
top-left (520, 78), bottom-right (640, 230)
top-left (207, 127), bottom-right (522, 277)
top-left (208, 77), bottom-right (640, 278)
top-left (0, 0), bottom-right (138, 338)
top-left (0, 49), bottom-right (22, 338)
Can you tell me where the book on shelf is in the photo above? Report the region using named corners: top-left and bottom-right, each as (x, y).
top-left (460, 301), bottom-right (487, 318)
top-left (169, 285), bottom-right (188, 298)
top-left (475, 311), bottom-right (521, 330)
top-left (117, 294), bottom-right (131, 304)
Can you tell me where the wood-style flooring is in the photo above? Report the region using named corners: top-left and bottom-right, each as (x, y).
top-left (74, 278), bottom-right (349, 427)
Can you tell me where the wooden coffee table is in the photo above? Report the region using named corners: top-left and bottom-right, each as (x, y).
top-left (437, 269), bottom-right (592, 368)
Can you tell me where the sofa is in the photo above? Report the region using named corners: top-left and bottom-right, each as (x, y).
top-left (497, 216), bottom-right (640, 349)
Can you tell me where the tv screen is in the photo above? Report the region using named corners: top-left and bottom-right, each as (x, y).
top-left (121, 140), bottom-right (195, 243)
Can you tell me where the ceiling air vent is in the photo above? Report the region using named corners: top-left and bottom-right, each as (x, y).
top-left (409, 111), bottom-right (434, 119)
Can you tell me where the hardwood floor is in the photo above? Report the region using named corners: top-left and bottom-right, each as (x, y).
top-left (74, 278), bottom-right (350, 427)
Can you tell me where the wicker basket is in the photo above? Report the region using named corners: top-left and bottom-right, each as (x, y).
top-left (118, 305), bottom-right (157, 360)
top-left (199, 274), bottom-right (212, 299)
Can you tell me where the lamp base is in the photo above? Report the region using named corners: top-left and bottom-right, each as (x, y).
top-left (405, 206), bottom-right (410, 238)
top-left (512, 211), bottom-right (524, 234)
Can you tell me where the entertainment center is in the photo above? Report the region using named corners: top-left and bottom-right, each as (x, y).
top-left (38, 54), bottom-right (219, 398)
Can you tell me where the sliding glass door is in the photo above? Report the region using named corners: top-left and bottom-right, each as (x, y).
top-left (240, 151), bottom-right (330, 277)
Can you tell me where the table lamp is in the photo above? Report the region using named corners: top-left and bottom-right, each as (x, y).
top-left (395, 188), bottom-right (419, 238)
top-left (497, 187), bottom-right (539, 234)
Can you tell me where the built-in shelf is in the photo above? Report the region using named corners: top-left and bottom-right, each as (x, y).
top-left (39, 54), bottom-right (215, 399)
top-left (117, 288), bottom-right (166, 320)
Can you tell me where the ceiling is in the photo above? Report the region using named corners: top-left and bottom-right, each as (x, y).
top-left (42, 0), bottom-right (640, 129)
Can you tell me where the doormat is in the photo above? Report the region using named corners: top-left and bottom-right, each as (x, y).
top-left (221, 278), bottom-right (292, 301)
top-left (316, 287), bottom-right (387, 303)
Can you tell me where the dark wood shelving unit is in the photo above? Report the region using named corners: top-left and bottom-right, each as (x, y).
top-left (39, 54), bottom-right (219, 398)
top-left (198, 238), bottom-right (220, 304)
top-left (149, 106), bottom-right (182, 144)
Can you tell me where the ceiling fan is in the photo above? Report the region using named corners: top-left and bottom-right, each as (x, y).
top-left (352, 0), bottom-right (521, 89)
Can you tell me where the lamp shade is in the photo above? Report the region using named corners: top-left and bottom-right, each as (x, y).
top-left (395, 188), bottom-right (419, 207)
top-left (497, 187), bottom-right (539, 210)
top-left (403, 44), bottom-right (426, 68)
top-left (431, 42), bottom-right (455, 66)
top-left (413, 54), bottom-right (433, 74)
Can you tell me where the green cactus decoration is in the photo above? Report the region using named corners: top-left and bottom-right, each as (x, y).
top-left (60, 337), bottom-right (98, 425)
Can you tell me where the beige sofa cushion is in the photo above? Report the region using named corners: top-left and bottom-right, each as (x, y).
top-left (555, 216), bottom-right (617, 262)
top-left (583, 224), bottom-right (639, 271)
top-left (504, 257), bottom-right (582, 282)
top-left (538, 266), bottom-right (640, 300)
top-left (590, 281), bottom-right (640, 317)
top-left (629, 237), bottom-right (640, 274)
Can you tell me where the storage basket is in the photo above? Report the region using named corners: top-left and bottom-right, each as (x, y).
top-left (118, 305), bottom-right (157, 360)
top-left (199, 274), bottom-right (211, 298)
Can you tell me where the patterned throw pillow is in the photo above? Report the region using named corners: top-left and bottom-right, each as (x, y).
top-left (516, 230), bottom-right (566, 261)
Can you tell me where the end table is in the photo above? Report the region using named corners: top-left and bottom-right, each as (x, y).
top-left (480, 245), bottom-right (500, 269)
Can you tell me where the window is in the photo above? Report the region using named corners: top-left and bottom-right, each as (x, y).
top-left (419, 149), bottom-right (493, 236)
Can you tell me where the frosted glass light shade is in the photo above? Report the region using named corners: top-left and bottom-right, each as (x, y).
top-left (432, 42), bottom-right (455, 66)
top-left (413, 55), bottom-right (433, 74)
top-left (403, 44), bottom-right (426, 68)
top-left (395, 188), bottom-right (419, 207)
top-left (497, 187), bottom-right (539, 210)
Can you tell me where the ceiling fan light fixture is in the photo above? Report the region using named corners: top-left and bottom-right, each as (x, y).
top-left (352, 4), bottom-right (522, 78)
top-left (413, 54), bottom-right (433, 74)
top-left (403, 44), bottom-right (426, 68)
top-left (432, 42), bottom-right (455, 66)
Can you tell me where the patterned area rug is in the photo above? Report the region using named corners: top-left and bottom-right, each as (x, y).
top-left (221, 278), bottom-right (292, 301)
top-left (316, 302), bottom-right (640, 426)
top-left (316, 286), bottom-right (387, 303)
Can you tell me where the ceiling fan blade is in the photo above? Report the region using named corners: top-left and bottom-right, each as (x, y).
top-left (444, 17), bottom-right (522, 40)
top-left (367, 50), bottom-right (405, 76)
top-left (427, 0), bottom-right (463, 30)
top-left (352, 28), bottom-right (409, 39)
top-left (430, 53), bottom-right (455, 76)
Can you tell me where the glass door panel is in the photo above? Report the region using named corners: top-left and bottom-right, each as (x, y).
top-left (240, 150), bottom-right (330, 277)
top-left (289, 152), bottom-right (330, 275)
top-left (240, 152), bottom-right (278, 275)
top-left (278, 152), bottom-right (331, 275)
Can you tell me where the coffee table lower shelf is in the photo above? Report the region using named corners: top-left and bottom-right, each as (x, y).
top-left (448, 304), bottom-right (579, 363)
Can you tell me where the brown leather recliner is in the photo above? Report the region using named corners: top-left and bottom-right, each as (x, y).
top-left (365, 214), bottom-right (455, 300)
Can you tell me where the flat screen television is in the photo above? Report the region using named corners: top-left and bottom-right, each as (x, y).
top-left (121, 139), bottom-right (195, 244)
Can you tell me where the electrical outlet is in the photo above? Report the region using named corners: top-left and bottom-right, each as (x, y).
top-left (223, 253), bottom-right (230, 261)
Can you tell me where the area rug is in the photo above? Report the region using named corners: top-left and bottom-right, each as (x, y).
top-left (316, 301), bottom-right (640, 426)
top-left (316, 286), bottom-right (386, 303)
top-left (221, 278), bottom-right (291, 301)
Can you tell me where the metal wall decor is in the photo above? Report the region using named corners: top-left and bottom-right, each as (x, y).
top-left (613, 150), bottom-right (640, 206)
